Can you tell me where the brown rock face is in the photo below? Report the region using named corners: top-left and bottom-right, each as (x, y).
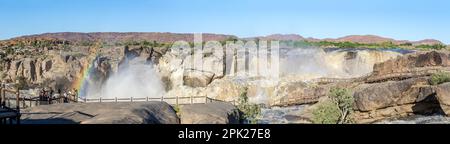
top-left (21, 102), bottom-right (179, 124)
top-left (435, 82), bottom-right (450, 116)
top-left (353, 78), bottom-right (433, 111)
top-left (272, 81), bottom-right (328, 106)
top-left (121, 45), bottom-right (167, 65)
top-left (347, 51), bottom-right (450, 123)
top-left (179, 102), bottom-right (240, 124)
top-left (183, 70), bottom-right (215, 87)
top-left (368, 51), bottom-right (450, 82)
top-left (0, 52), bottom-right (113, 91)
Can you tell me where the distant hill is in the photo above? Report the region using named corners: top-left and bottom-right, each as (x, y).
top-left (2, 32), bottom-right (445, 45)
top-left (324, 35), bottom-right (443, 45)
top-left (247, 34), bottom-right (444, 45)
top-left (249, 34), bottom-right (305, 41)
top-left (7, 32), bottom-right (237, 43)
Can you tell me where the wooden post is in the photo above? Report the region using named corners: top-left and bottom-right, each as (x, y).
top-left (176, 96), bottom-right (179, 106)
top-left (22, 98), bottom-right (25, 108)
top-left (0, 83), bottom-right (2, 107)
top-left (84, 97), bottom-right (87, 103)
top-left (146, 97), bottom-right (149, 102)
top-left (190, 95), bottom-right (193, 104)
top-left (1, 83), bottom-right (5, 106)
top-left (99, 97), bottom-right (102, 103)
top-left (115, 97), bottom-right (118, 102)
top-left (131, 97), bottom-right (133, 102)
top-left (16, 86), bottom-right (20, 112)
top-left (161, 95), bottom-right (164, 102)
top-left (205, 96), bottom-right (208, 104)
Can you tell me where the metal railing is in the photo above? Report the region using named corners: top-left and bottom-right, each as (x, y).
top-left (79, 95), bottom-right (237, 106)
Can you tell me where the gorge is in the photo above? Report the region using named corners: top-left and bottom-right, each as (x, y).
top-left (1, 32), bottom-right (449, 124)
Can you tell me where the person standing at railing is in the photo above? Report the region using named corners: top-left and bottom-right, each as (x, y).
top-left (74, 89), bottom-right (78, 102)
top-left (40, 88), bottom-right (46, 105)
top-left (63, 91), bottom-right (68, 103)
top-left (50, 89), bottom-right (54, 99)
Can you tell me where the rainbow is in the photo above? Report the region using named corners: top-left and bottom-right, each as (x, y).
top-left (69, 57), bottom-right (97, 98)
top-left (70, 42), bottom-right (101, 97)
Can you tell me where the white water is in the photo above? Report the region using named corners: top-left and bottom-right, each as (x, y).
top-left (88, 57), bottom-right (166, 99)
top-left (279, 48), bottom-right (402, 80)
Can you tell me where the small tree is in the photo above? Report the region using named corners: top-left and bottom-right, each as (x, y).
top-left (312, 88), bottom-right (354, 124)
top-left (237, 88), bottom-right (261, 124)
top-left (312, 100), bottom-right (341, 124)
top-left (430, 71), bottom-right (450, 85)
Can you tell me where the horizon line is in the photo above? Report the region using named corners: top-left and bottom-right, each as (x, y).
top-left (1, 31), bottom-right (448, 45)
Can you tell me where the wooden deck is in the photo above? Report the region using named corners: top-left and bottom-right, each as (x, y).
top-left (0, 107), bottom-right (20, 124)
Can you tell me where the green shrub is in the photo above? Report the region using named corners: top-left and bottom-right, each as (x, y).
top-left (237, 88), bottom-right (261, 124)
top-left (312, 88), bottom-right (354, 124)
top-left (173, 104), bottom-right (181, 117)
top-left (430, 72), bottom-right (450, 85)
top-left (312, 100), bottom-right (341, 124)
top-left (415, 44), bottom-right (446, 50)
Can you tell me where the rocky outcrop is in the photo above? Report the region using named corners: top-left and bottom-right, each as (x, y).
top-left (271, 81), bottom-right (328, 106)
top-left (120, 45), bottom-right (168, 65)
top-left (353, 77), bottom-right (433, 111)
top-left (435, 82), bottom-right (450, 116)
top-left (367, 51), bottom-right (450, 83)
top-left (0, 50), bottom-right (113, 91)
top-left (183, 70), bottom-right (215, 87)
top-left (204, 77), bottom-right (247, 102)
top-left (179, 102), bottom-right (240, 124)
top-left (287, 51), bottom-right (450, 123)
top-left (158, 43), bottom-right (225, 89)
top-left (346, 51), bottom-right (450, 123)
top-left (21, 102), bottom-right (179, 124)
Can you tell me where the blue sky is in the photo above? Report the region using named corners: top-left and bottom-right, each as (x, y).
top-left (0, 0), bottom-right (449, 43)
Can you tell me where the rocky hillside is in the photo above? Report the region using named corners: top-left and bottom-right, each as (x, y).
top-left (8, 32), bottom-right (237, 44)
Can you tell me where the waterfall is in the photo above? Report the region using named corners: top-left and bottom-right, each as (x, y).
top-left (279, 48), bottom-right (403, 80)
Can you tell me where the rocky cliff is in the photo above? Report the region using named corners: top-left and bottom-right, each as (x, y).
top-left (291, 51), bottom-right (450, 123)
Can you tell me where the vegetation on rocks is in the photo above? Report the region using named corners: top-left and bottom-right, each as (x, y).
top-left (312, 88), bottom-right (354, 124)
top-left (173, 104), bottom-right (181, 117)
top-left (430, 71), bottom-right (450, 85)
top-left (237, 88), bottom-right (261, 124)
top-left (280, 40), bottom-right (446, 50)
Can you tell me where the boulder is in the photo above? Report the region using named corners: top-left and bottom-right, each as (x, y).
top-left (21, 102), bottom-right (179, 124)
top-left (271, 81), bottom-right (328, 106)
top-left (368, 51), bottom-right (450, 82)
top-left (353, 78), bottom-right (432, 111)
top-left (204, 77), bottom-right (247, 102)
top-left (183, 70), bottom-right (215, 87)
top-left (435, 82), bottom-right (450, 116)
top-left (158, 42), bottom-right (225, 89)
top-left (179, 102), bottom-right (240, 124)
